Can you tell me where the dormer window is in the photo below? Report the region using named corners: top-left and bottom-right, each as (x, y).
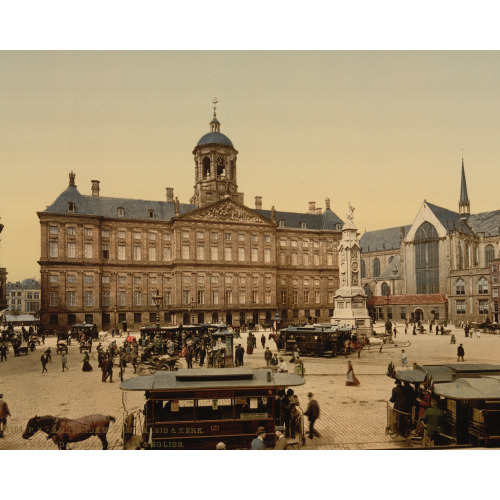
top-left (148, 210), bottom-right (155, 219)
top-left (278, 220), bottom-right (285, 228)
top-left (117, 207), bottom-right (125, 217)
top-left (67, 202), bottom-right (75, 213)
top-left (301, 222), bottom-right (307, 229)
top-left (335, 223), bottom-right (341, 230)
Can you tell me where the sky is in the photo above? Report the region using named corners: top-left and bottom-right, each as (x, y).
top-left (2, 50), bottom-right (500, 282)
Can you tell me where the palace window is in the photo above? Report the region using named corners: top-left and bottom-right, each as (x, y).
top-left (182, 245), bottom-right (190, 260)
top-left (67, 242), bottom-right (76, 259)
top-left (211, 246), bottom-right (219, 260)
top-left (117, 230), bottom-right (126, 239)
top-left (224, 246), bottom-right (232, 261)
top-left (456, 300), bottom-right (466, 315)
top-left (239, 291), bottom-right (246, 305)
top-left (49, 275), bottom-right (59, 284)
top-left (118, 245), bottom-right (126, 261)
top-left (67, 275), bottom-right (76, 284)
top-left (118, 275), bottom-right (126, 284)
top-left (251, 248), bottom-right (258, 262)
top-left (196, 245), bottom-right (205, 260)
top-left (85, 291), bottom-right (93, 307)
top-left (281, 291), bottom-right (287, 305)
top-left (101, 276), bottom-right (110, 284)
top-left (50, 292), bottom-right (58, 307)
top-left (265, 290), bottom-right (272, 304)
top-left (252, 291), bottom-right (259, 304)
top-left (163, 246), bottom-right (172, 261)
top-left (238, 247), bottom-right (245, 261)
top-left (211, 290), bottom-right (219, 305)
top-left (67, 291), bottom-right (76, 307)
top-left (148, 232), bottom-right (157, 241)
top-left (198, 290), bottom-right (205, 305)
top-left (66, 227), bottom-right (76, 236)
top-left (49, 241), bottom-right (59, 258)
top-left (102, 244), bottom-right (109, 260)
top-left (225, 291), bottom-right (233, 305)
top-left (197, 231), bottom-right (204, 240)
top-left (84, 243), bottom-right (93, 259)
top-left (164, 291), bottom-right (171, 306)
top-left (148, 247), bottom-right (157, 261)
top-left (133, 246), bottom-right (142, 261)
top-left (133, 291), bottom-right (141, 306)
top-left (49, 226), bottom-right (59, 235)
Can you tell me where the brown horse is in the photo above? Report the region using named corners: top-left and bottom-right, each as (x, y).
top-left (22, 414), bottom-right (115, 449)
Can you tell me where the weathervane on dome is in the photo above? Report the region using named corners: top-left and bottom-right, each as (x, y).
top-left (212, 97), bottom-right (218, 116)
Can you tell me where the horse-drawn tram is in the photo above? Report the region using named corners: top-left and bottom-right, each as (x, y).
top-left (120, 368), bottom-right (305, 450)
top-left (277, 324), bottom-right (355, 357)
top-left (387, 363), bottom-right (500, 448)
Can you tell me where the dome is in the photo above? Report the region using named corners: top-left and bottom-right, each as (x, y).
top-left (197, 132), bottom-right (234, 148)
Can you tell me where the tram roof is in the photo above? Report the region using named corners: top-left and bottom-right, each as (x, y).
top-left (395, 364), bottom-right (500, 384)
top-left (434, 376), bottom-right (500, 400)
top-left (120, 368), bottom-right (306, 392)
top-left (280, 325), bottom-right (353, 333)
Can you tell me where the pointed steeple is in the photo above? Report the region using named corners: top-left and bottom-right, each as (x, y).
top-left (459, 157), bottom-right (470, 217)
top-left (210, 97), bottom-right (220, 133)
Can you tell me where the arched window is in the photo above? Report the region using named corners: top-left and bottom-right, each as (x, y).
top-left (414, 221), bottom-right (439, 294)
top-left (202, 157), bottom-right (211, 178)
top-left (381, 282), bottom-right (390, 296)
top-left (457, 243), bottom-right (463, 270)
top-left (485, 245), bottom-right (495, 266)
top-left (363, 284), bottom-right (372, 301)
top-left (388, 256), bottom-right (394, 264)
top-left (216, 156), bottom-right (225, 177)
top-left (473, 244), bottom-right (479, 267)
top-left (465, 243), bottom-right (470, 269)
top-left (361, 260), bottom-right (366, 279)
top-left (478, 277), bottom-right (489, 295)
top-left (373, 258), bottom-right (380, 278)
top-left (455, 279), bottom-right (466, 295)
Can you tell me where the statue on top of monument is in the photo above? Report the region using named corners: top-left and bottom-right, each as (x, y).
top-left (346, 202), bottom-right (355, 223)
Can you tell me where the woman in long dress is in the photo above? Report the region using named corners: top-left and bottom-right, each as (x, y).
top-left (346, 360), bottom-right (360, 386)
top-left (82, 352), bottom-right (93, 371)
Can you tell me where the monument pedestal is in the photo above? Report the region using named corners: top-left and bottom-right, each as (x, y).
top-left (330, 203), bottom-right (372, 340)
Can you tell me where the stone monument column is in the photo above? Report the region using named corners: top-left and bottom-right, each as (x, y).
top-left (331, 203), bottom-right (372, 339)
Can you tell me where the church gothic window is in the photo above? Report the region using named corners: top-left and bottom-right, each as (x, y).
top-left (363, 284), bottom-right (372, 302)
top-left (465, 243), bottom-right (470, 269)
top-left (414, 221), bottom-right (439, 294)
top-left (457, 243), bottom-right (463, 270)
top-left (485, 245), bottom-right (495, 266)
top-left (372, 258), bottom-right (380, 278)
top-left (381, 282), bottom-right (390, 296)
top-left (455, 279), bottom-right (465, 295)
top-left (361, 260), bottom-right (366, 279)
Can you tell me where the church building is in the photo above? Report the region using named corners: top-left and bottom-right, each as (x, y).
top-left (360, 160), bottom-right (500, 325)
top-left (38, 105), bottom-right (344, 331)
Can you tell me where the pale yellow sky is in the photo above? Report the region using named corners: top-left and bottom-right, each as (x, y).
top-left (2, 51), bottom-right (500, 282)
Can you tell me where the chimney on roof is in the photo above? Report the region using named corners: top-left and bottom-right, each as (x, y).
top-left (69, 171), bottom-right (76, 187)
top-left (255, 196), bottom-right (262, 210)
top-left (309, 201), bottom-right (316, 214)
top-left (166, 187), bottom-right (174, 203)
top-left (316, 208), bottom-right (322, 215)
top-left (325, 197), bottom-right (331, 210)
top-left (91, 180), bottom-right (100, 197)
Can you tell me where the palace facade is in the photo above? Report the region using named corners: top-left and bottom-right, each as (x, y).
top-left (38, 108), bottom-right (344, 331)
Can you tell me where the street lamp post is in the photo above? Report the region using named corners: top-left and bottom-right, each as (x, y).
top-left (151, 289), bottom-right (163, 340)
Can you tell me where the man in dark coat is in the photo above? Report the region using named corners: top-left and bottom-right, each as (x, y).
top-left (457, 344), bottom-right (465, 362)
top-left (304, 392), bottom-right (321, 439)
top-left (280, 391), bottom-right (292, 437)
top-left (261, 334), bottom-right (266, 349)
top-left (390, 380), bottom-right (409, 436)
top-left (104, 357), bottom-right (114, 383)
top-left (264, 347), bottom-right (273, 366)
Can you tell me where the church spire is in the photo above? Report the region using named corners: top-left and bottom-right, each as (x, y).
top-left (459, 157), bottom-right (470, 217)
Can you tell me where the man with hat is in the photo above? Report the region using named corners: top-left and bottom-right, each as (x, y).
top-left (274, 425), bottom-right (288, 450)
top-left (0, 393), bottom-right (11, 437)
top-left (251, 426), bottom-right (267, 450)
top-left (304, 392), bottom-right (321, 439)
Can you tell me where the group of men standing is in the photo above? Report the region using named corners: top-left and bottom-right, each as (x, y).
top-left (234, 344), bottom-right (245, 366)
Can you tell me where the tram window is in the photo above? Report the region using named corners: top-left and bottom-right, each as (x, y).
top-left (235, 397), bottom-right (272, 419)
top-left (195, 399), bottom-right (234, 421)
top-left (154, 399), bottom-right (195, 422)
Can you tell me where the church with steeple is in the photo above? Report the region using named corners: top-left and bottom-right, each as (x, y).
top-left (37, 101), bottom-right (344, 331)
top-left (359, 159), bottom-right (500, 325)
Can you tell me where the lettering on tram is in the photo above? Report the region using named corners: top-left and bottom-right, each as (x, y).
top-left (121, 367), bottom-right (305, 450)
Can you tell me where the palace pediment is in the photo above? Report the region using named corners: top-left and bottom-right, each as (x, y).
top-left (177, 198), bottom-right (273, 225)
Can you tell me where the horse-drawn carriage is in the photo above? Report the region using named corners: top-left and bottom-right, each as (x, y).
top-left (56, 340), bottom-right (68, 354)
top-left (79, 340), bottom-right (92, 353)
top-left (137, 355), bottom-right (181, 375)
top-left (70, 323), bottom-right (99, 341)
top-left (29, 334), bottom-right (40, 345)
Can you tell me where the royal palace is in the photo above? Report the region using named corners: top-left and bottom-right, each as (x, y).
top-left (38, 107), bottom-right (344, 331)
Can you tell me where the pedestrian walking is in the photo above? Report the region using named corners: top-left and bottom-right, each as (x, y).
top-left (264, 347), bottom-right (273, 366)
top-left (393, 327), bottom-right (397, 338)
top-left (41, 352), bottom-right (49, 373)
top-left (346, 360), bottom-right (360, 386)
top-left (401, 349), bottom-right (409, 369)
top-left (477, 329), bottom-right (481, 339)
top-left (104, 357), bottom-right (114, 382)
top-left (457, 344), bottom-right (465, 362)
top-left (61, 353), bottom-right (68, 372)
top-left (82, 352), bottom-right (93, 371)
top-left (261, 334), bottom-right (266, 349)
top-left (41, 334), bottom-right (45, 344)
top-left (0, 394), bottom-right (11, 437)
top-left (304, 392), bottom-right (321, 439)
top-left (0, 344), bottom-right (7, 362)
top-left (45, 347), bottom-right (52, 363)
top-left (186, 347), bottom-right (194, 369)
